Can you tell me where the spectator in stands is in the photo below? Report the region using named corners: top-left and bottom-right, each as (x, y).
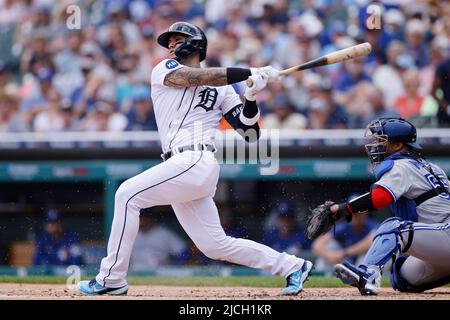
top-left (0, 92), bottom-right (19, 132)
top-left (171, 0), bottom-right (204, 22)
top-left (33, 88), bottom-right (65, 132)
top-left (80, 101), bottom-right (128, 132)
top-left (373, 41), bottom-right (407, 108)
top-left (0, 61), bottom-right (15, 91)
top-left (103, 24), bottom-right (129, 70)
top-left (125, 85), bottom-right (157, 131)
top-left (96, 2), bottom-right (141, 47)
top-left (20, 67), bottom-right (55, 130)
top-left (53, 30), bottom-right (84, 75)
top-left (33, 209), bottom-right (82, 266)
top-left (263, 202), bottom-right (311, 256)
top-left (312, 194), bottom-right (378, 273)
top-left (394, 69), bottom-right (424, 120)
top-left (405, 19), bottom-right (429, 68)
top-left (335, 59), bottom-right (371, 106)
top-left (361, 84), bottom-right (400, 125)
top-left (1, 1), bottom-right (449, 131)
top-left (307, 81), bottom-right (348, 129)
top-left (307, 97), bottom-right (330, 130)
top-left (419, 36), bottom-right (450, 98)
top-left (263, 94), bottom-right (307, 129)
top-left (325, 80), bottom-right (348, 128)
top-left (1, 91), bottom-right (26, 133)
top-left (345, 81), bottom-right (373, 129)
top-left (129, 208), bottom-right (190, 271)
top-left (20, 30), bottom-right (54, 77)
top-left (0, 0), bottom-right (27, 28)
top-left (72, 42), bottom-right (115, 119)
top-left (136, 26), bottom-right (159, 80)
top-left (381, 9), bottom-right (405, 49)
top-left (432, 56), bottom-right (450, 127)
top-left (79, 101), bottom-right (111, 132)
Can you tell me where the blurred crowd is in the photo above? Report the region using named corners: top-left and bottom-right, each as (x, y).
top-left (1, 0), bottom-right (450, 133)
top-left (27, 200), bottom-right (377, 274)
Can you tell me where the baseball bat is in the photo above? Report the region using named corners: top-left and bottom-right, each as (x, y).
top-left (247, 42), bottom-right (372, 86)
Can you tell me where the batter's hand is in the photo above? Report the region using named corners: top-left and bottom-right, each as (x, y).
top-left (245, 74), bottom-right (268, 101)
top-left (251, 66), bottom-right (280, 82)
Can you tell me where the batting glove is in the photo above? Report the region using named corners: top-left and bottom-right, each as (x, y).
top-left (245, 74), bottom-right (268, 101)
top-left (250, 66), bottom-right (280, 81)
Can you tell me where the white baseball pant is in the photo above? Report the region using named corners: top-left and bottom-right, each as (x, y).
top-left (96, 150), bottom-right (304, 287)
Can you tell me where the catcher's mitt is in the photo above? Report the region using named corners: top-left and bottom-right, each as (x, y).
top-left (305, 201), bottom-right (340, 240)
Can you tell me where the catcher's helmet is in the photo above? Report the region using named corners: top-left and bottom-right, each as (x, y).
top-left (364, 118), bottom-right (422, 166)
top-left (157, 22), bottom-right (207, 62)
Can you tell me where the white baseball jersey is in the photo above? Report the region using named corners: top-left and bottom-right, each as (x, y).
top-left (375, 159), bottom-right (450, 224)
top-left (151, 59), bottom-right (242, 153)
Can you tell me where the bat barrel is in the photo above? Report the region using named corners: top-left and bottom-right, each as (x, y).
top-left (247, 42), bottom-right (372, 86)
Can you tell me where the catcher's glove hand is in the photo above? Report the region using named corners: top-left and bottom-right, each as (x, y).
top-left (305, 201), bottom-right (341, 240)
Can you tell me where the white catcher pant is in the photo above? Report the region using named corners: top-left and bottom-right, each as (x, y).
top-left (96, 150), bottom-right (304, 287)
top-left (399, 223), bottom-right (450, 287)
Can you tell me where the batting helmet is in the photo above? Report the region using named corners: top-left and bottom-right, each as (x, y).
top-left (364, 118), bottom-right (422, 165)
top-left (157, 22), bottom-right (207, 62)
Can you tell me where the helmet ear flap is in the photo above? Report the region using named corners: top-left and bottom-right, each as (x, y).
top-left (174, 38), bottom-right (198, 59)
top-left (174, 36), bottom-right (207, 62)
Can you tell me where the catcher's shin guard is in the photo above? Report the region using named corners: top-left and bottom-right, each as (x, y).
top-left (362, 217), bottom-right (414, 268)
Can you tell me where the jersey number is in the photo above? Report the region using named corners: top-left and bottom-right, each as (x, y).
top-left (194, 88), bottom-right (218, 112)
top-left (425, 173), bottom-right (450, 200)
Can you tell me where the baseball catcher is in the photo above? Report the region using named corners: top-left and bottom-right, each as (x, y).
top-left (307, 118), bottom-right (450, 295)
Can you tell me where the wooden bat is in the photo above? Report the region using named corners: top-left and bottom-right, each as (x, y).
top-left (247, 42), bottom-right (372, 86)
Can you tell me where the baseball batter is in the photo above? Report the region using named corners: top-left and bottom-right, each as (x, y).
top-left (317, 118), bottom-right (450, 295)
top-left (78, 22), bottom-right (313, 296)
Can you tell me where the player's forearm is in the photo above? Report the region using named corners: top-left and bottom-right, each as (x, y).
top-left (240, 99), bottom-right (260, 124)
top-left (332, 187), bottom-right (393, 216)
top-left (224, 101), bottom-right (261, 142)
top-left (164, 67), bottom-right (251, 87)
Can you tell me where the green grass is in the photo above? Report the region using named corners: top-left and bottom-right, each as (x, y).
top-left (0, 276), bottom-right (392, 288)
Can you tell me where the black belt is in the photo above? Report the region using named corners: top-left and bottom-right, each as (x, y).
top-left (161, 144), bottom-right (216, 161)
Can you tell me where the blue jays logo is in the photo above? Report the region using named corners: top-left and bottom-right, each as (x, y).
top-left (165, 59), bottom-right (179, 69)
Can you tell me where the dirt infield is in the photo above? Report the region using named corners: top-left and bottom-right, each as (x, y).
top-left (0, 283), bottom-right (449, 300)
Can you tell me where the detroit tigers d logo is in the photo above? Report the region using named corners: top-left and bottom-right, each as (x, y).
top-left (194, 88), bottom-right (218, 112)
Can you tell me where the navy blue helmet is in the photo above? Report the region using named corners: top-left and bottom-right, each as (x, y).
top-left (365, 118), bottom-right (422, 166)
top-left (157, 22), bottom-right (207, 62)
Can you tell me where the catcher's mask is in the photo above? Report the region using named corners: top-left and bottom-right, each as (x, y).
top-left (157, 22), bottom-right (207, 62)
top-left (364, 118), bottom-right (422, 168)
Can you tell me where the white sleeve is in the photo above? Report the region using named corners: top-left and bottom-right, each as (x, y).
top-left (221, 85), bottom-right (244, 115)
top-left (374, 161), bottom-right (412, 202)
top-left (150, 59), bottom-right (185, 87)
